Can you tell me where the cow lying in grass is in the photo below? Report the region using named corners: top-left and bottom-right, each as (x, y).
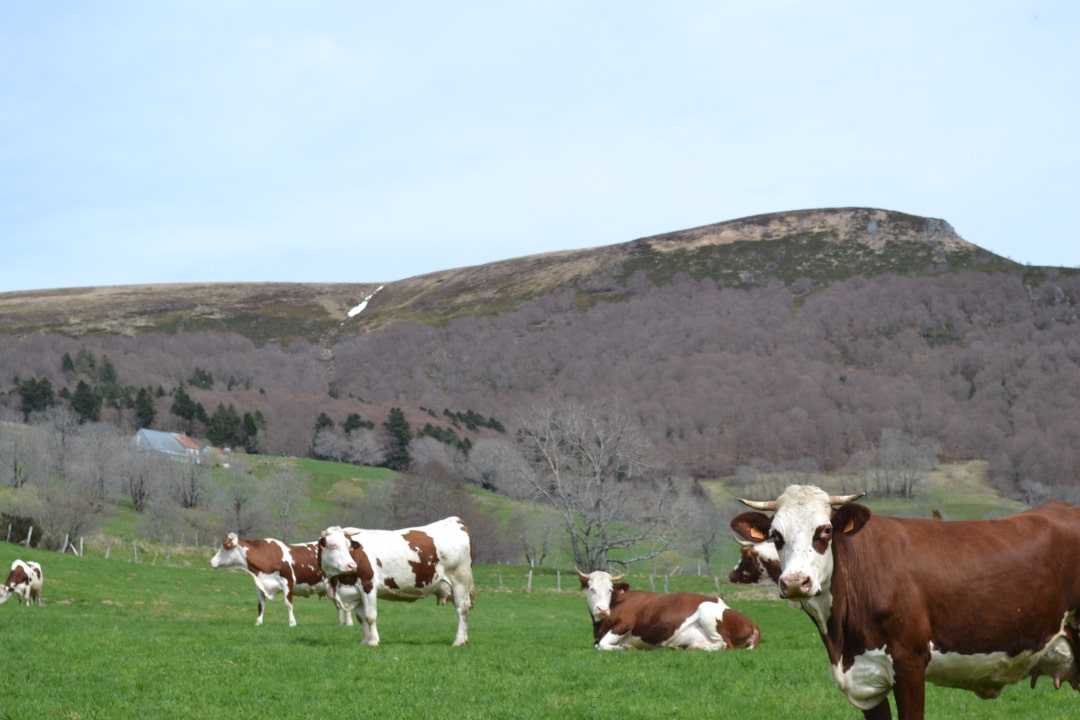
top-left (577, 569), bottom-right (760, 650)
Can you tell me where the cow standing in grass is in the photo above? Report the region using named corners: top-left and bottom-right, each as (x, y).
top-left (318, 517), bottom-right (474, 646)
top-left (0, 559), bottom-right (43, 607)
top-left (210, 533), bottom-right (347, 626)
top-left (732, 484), bottom-right (1080, 720)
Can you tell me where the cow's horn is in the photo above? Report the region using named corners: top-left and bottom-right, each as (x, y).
top-left (575, 566), bottom-right (589, 579)
top-left (828, 492), bottom-right (866, 506)
top-left (610, 573), bottom-right (626, 581)
top-left (738, 498), bottom-right (777, 511)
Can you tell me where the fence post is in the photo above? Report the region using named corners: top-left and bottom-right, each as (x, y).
top-left (25, 526), bottom-right (33, 547)
top-left (133, 541), bottom-right (139, 563)
top-left (556, 569), bottom-right (561, 592)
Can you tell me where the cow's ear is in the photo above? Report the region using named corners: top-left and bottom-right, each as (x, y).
top-left (350, 539), bottom-right (361, 550)
top-left (317, 536), bottom-right (326, 548)
top-left (614, 583), bottom-right (631, 595)
top-left (832, 503), bottom-right (872, 536)
top-left (731, 512), bottom-right (772, 542)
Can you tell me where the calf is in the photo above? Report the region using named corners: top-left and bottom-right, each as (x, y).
top-left (210, 533), bottom-right (345, 626)
top-left (0, 559), bottom-right (43, 606)
top-left (577, 569), bottom-right (760, 651)
top-left (318, 517), bottom-right (474, 646)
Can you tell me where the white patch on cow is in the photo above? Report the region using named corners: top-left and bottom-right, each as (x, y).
top-left (664, 599), bottom-right (734, 651)
top-left (831, 647), bottom-right (895, 711)
top-left (927, 618), bottom-right (1079, 697)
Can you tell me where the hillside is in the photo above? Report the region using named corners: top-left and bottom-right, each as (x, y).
top-left (0, 207), bottom-right (992, 340)
top-left (2, 206), bottom-right (1079, 504)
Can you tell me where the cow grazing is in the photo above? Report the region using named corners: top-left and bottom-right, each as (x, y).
top-left (0, 559), bottom-right (43, 606)
top-left (728, 539), bottom-right (782, 586)
top-left (731, 484), bottom-right (1080, 720)
top-left (318, 516), bottom-right (474, 646)
top-left (576, 569), bottom-right (760, 651)
top-left (210, 533), bottom-right (347, 627)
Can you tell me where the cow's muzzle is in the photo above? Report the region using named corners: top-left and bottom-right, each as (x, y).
top-left (779, 572), bottom-right (816, 599)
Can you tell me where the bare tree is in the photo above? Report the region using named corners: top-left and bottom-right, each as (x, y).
top-left (510, 399), bottom-right (676, 571)
top-left (265, 462), bottom-right (309, 542)
top-left (218, 459), bottom-right (268, 537)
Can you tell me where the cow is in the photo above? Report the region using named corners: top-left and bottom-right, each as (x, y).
top-left (728, 539), bottom-right (782, 586)
top-left (210, 533), bottom-right (349, 627)
top-left (576, 569), bottom-right (761, 651)
top-left (318, 516), bottom-right (475, 647)
top-left (731, 484), bottom-right (1080, 720)
top-left (0, 559), bottom-right (43, 606)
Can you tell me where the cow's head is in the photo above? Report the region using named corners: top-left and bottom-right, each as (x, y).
top-left (731, 484), bottom-right (869, 600)
top-left (576, 569), bottom-right (626, 621)
top-left (728, 540), bottom-right (781, 585)
top-left (210, 532), bottom-right (245, 569)
top-left (318, 526), bottom-right (359, 578)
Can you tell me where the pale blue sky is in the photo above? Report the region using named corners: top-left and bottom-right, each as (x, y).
top-left (2, 1), bottom-right (1077, 292)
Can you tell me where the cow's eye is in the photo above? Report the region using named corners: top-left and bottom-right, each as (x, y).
top-left (769, 530), bottom-right (785, 550)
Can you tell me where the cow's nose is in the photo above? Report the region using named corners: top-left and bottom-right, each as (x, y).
top-left (595, 605), bottom-right (609, 618)
top-left (345, 561), bottom-right (357, 572)
top-left (779, 572), bottom-right (813, 598)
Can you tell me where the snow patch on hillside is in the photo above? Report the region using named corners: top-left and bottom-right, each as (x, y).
top-left (347, 286), bottom-right (384, 318)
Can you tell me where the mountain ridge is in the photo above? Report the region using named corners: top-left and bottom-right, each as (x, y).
top-left (0, 207), bottom-right (1006, 342)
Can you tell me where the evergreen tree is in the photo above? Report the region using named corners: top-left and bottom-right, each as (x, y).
top-left (134, 387), bottom-right (156, 428)
top-left (17, 377), bottom-right (54, 420)
top-left (71, 380), bottom-right (102, 423)
top-left (207, 403), bottom-right (241, 447)
top-left (242, 411), bottom-right (261, 453)
top-left (382, 407), bottom-right (413, 471)
top-left (171, 383), bottom-right (196, 422)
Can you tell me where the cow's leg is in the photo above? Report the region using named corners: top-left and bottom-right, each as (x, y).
top-left (862, 699), bottom-right (892, 720)
top-left (284, 588), bottom-right (297, 627)
top-left (596, 630), bottom-right (630, 650)
top-left (359, 594), bottom-right (379, 646)
top-left (255, 589), bottom-right (267, 626)
top-left (890, 658), bottom-right (927, 720)
top-left (451, 583), bottom-right (470, 646)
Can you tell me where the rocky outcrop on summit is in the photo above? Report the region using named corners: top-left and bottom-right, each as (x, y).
top-left (641, 207), bottom-right (973, 256)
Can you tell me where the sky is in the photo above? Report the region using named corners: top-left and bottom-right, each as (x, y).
top-left (2, 1), bottom-right (1078, 293)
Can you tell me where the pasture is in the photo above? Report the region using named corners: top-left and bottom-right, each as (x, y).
top-left (0, 547), bottom-right (1075, 720)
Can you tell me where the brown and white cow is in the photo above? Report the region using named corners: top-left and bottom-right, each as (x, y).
top-left (0, 559), bottom-right (43, 606)
top-left (210, 533), bottom-right (347, 627)
top-left (731, 484), bottom-right (1080, 720)
top-left (318, 516), bottom-right (474, 646)
top-left (728, 539), bottom-right (782, 586)
top-left (577, 569), bottom-right (760, 651)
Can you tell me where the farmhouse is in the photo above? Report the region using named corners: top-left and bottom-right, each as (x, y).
top-left (131, 428), bottom-right (202, 464)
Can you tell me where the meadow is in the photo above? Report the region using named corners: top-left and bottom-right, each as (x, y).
top-left (0, 547), bottom-right (1075, 720)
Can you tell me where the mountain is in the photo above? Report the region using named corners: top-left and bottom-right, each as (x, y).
top-left (2, 207), bottom-right (1078, 501)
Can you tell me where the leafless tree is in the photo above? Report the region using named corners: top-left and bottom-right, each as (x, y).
top-left (264, 462), bottom-right (309, 542)
top-left (218, 459), bottom-right (269, 537)
top-left (510, 399), bottom-right (676, 572)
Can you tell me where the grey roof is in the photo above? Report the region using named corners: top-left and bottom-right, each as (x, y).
top-left (132, 428), bottom-right (195, 457)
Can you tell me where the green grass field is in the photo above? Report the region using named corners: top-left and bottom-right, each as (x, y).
top-left (0, 547), bottom-right (1076, 720)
